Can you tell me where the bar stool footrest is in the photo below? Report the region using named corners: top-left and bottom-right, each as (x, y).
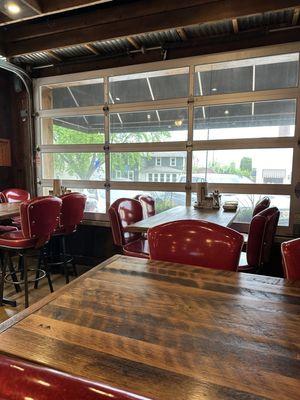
top-left (4, 268), bottom-right (47, 285)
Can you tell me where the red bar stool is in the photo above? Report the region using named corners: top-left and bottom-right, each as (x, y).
top-left (109, 198), bottom-right (149, 258)
top-left (242, 196), bottom-right (271, 245)
top-left (0, 196), bottom-right (62, 308)
top-left (2, 188), bottom-right (30, 203)
top-left (148, 220), bottom-right (243, 270)
top-left (238, 207), bottom-right (280, 273)
top-left (281, 238), bottom-right (300, 280)
top-left (136, 194), bottom-right (155, 218)
top-left (41, 192), bottom-right (87, 284)
top-left (2, 188), bottom-right (31, 229)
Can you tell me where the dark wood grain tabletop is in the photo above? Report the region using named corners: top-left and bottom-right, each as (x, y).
top-left (0, 203), bottom-right (20, 221)
top-left (0, 255), bottom-right (299, 400)
top-left (125, 205), bottom-right (238, 233)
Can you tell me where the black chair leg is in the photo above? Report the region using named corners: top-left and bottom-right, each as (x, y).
top-left (72, 258), bottom-right (78, 278)
top-left (0, 252), bottom-right (7, 306)
top-left (19, 254), bottom-right (24, 281)
top-left (62, 236), bottom-right (69, 284)
top-left (42, 247), bottom-right (54, 293)
top-left (22, 253), bottom-right (29, 309)
top-left (8, 255), bottom-right (22, 293)
top-left (34, 251), bottom-right (43, 289)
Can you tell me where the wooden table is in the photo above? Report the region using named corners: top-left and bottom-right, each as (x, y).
top-left (0, 203), bottom-right (19, 221)
top-left (0, 255), bottom-right (299, 400)
top-left (126, 205), bottom-right (237, 233)
top-left (0, 203), bottom-right (20, 307)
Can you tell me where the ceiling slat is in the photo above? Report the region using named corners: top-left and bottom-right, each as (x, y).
top-left (4, 0), bottom-right (300, 57)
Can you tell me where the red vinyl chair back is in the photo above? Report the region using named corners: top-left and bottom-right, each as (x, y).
top-left (0, 355), bottom-right (151, 400)
top-left (20, 196), bottom-right (62, 248)
top-left (148, 219), bottom-right (244, 271)
top-left (59, 192), bottom-right (87, 234)
top-left (281, 238), bottom-right (300, 280)
top-left (2, 188), bottom-right (30, 203)
top-left (0, 192), bottom-right (7, 203)
top-left (247, 207), bottom-right (280, 268)
top-left (252, 196), bottom-right (270, 217)
top-left (109, 198), bottom-right (143, 246)
top-left (139, 195), bottom-right (155, 218)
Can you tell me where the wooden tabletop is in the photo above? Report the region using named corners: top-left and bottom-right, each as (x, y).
top-left (125, 205), bottom-right (237, 233)
top-left (0, 255), bottom-right (299, 400)
top-left (0, 202), bottom-right (20, 221)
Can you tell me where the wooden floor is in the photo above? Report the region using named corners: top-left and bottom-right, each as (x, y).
top-left (0, 258), bottom-right (87, 324)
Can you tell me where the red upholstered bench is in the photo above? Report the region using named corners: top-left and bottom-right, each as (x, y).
top-left (0, 355), bottom-right (152, 400)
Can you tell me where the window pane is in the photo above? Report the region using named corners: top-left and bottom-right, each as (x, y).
top-left (71, 188), bottom-right (106, 213)
top-left (42, 187), bottom-right (105, 213)
top-left (194, 99), bottom-right (296, 140)
top-left (192, 149), bottom-right (293, 184)
top-left (42, 153), bottom-right (105, 180)
top-left (195, 53), bottom-right (299, 96)
top-left (110, 108), bottom-right (188, 143)
top-left (41, 79), bottom-right (104, 109)
top-left (111, 152), bottom-right (187, 182)
top-left (191, 192), bottom-right (290, 226)
top-left (109, 68), bottom-right (189, 103)
top-left (111, 190), bottom-right (186, 213)
top-left (41, 115), bottom-right (105, 144)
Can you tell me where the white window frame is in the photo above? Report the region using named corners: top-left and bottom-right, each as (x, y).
top-left (170, 157), bottom-right (176, 167)
top-left (128, 170), bottom-right (134, 180)
top-left (34, 42), bottom-right (300, 234)
top-left (155, 157), bottom-right (162, 166)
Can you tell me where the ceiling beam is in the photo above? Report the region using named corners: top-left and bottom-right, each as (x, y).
top-left (38, 0), bottom-right (111, 14)
top-left (232, 18), bottom-right (239, 33)
top-left (3, 0), bottom-right (300, 57)
top-left (0, 13), bottom-right (11, 23)
top-left (84, 43), bottom-right (99, 55)
top-left (31, 26), bottom-right (300, 78)
top-left (20, 0), bottom-right (42, 14)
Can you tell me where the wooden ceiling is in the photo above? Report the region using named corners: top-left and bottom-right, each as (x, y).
top-left (0, 0), bottom-right (299, 77)
top-left (0, 0), bottom-right (111, 24)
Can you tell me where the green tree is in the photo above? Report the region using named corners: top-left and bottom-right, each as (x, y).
top-left (240, 157), bottom-right (252, 174)
top-left (52, 124), bottom-right (171, 180)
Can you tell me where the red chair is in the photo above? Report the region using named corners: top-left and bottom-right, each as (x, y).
top-left (137, 194), bottom-right (156, 218)
top-left (281, 238), bottom-right (300, 280)
top-left (239, 207), bottom-right (280, 273)
top-left (0, 191), bottom-right (18, 234)
top-left (252, 196), bottom-right (271, 217)
top-left (41, 192), bottom-right (87, 285)
top-left (0, 355), bottom-right (151, 400)
top-left (0, 196), bottom-right (62, 308)
top-left (2, 188), bottom-right (30, 203)
top-left (109, 198), bottom-right (149, 258)
top-left (2, 188), bottom-right (31, 229)
top-left (148, 220), bottom-right (243, 270)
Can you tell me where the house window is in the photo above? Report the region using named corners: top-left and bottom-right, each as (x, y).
top-left (166, 174), bottom-right (171, 182)
top-left (156, 157), bottom-right (162, 166)
top-left (154, 173), bottom-right (159, 182)
top-left (170, 158), bottom-right (176, 167)
top-left (128, 171), bottom-right (134, 180)
top-left (148, 173), bottom-right (153, 182)
top-left (160, 174), bottom-right (165, 182)
top-left (172, 174), bottom-right (177, 182)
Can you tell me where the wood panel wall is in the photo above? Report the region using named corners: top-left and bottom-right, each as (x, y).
top-left (0, 70), bottom-right (33, 192)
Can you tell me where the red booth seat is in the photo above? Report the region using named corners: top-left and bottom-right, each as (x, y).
top-left (0, 355), bottom-right (152, 400)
